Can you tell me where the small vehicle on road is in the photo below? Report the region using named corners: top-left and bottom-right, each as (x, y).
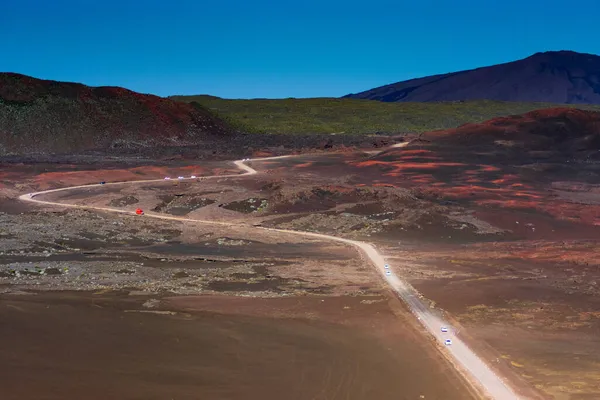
top-left (178, 176), bottom-right (185, 180)
top-left (191, 175), bottom-right (197, 179)
top-left (441, 326), bottom-right (448, 333)
top-left (385, 271), bottom-right (391, 276)
top-left (99, 181), bottom-right (105, 185)
top-left (384, 264), bottom-right (390, 269)
top-left (444, 339), bottom-right (452, 345)
top-left (164, 177), bottom-right (171, 180)
top-left (135, 208), bottom-right (144, 215)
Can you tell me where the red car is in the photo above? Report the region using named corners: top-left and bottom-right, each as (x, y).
top-left (135, 208), bottom-right (144, 215)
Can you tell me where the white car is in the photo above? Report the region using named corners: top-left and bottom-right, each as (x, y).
top-left (441, 326), bottom-right (448, 333)
top-left (164, 177), bottom-right (171, 180)
top-left (444, 339), bottom-right (452, 345)
top-left (384, 264), bottom-right (390, 269)
top-left (385, 271), bottom-right (391, 276)
top-left (177, 176), bottom-right (184, 180)
top-left (191, 175), bottom-right (197, 179)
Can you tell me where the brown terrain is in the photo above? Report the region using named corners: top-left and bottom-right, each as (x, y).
top-left (0, 292), bottom-right (472, 400)
top-left (0, 72), bottom-right (401, 157)
top-left (0, 159), bottom-right (473, 399)
top-left (1, 106), bottom-right (600, 399)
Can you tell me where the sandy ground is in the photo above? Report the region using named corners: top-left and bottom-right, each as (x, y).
top-left (2, 146), bottom-right (600, 399)
top-left (229, 151), bottom-right (600, 399)
top-left (0, 155), bottom-right (478, 400)
top-left (0, 289), bottom-right (474, 400)
top-left (386, 241), bottom-right (600, 400)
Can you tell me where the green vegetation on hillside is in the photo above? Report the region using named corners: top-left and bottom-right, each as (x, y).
top-left (0, 90), bottom-right (230, 154)
top-left (171, 96), bottom-right (600, 135)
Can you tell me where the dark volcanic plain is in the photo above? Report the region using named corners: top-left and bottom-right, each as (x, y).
top-left (0, 158), bottom-right (473, 399)
top-left (254, 109), bottom-right (600, 398)
top-left (2, 107), bottom-right (600, 399)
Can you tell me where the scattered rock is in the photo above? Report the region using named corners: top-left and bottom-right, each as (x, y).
top-left (142, 299), bottom-right (160, 309)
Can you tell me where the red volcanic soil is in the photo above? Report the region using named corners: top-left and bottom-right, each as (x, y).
top-left (252, 150), bottom-right (275, 158)
top-left (342, 108), bottom-right (600, 230)
top-left (422, 107), bottom-right (600, 153)
top-left (0, 73), bottom-right (406, 157)
top-left (0, 73), bottom-right (234, 154)
top-left (0, 161), bottom-right (242, 192)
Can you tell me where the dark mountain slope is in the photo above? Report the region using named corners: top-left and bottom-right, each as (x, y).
top-left (345, 51), bottom-right (600, 104)
top-left (0, 73), bottom-right (234, 154)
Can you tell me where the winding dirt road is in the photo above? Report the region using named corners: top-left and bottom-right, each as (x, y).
top-left (18, 153), bottom-right (521, 400)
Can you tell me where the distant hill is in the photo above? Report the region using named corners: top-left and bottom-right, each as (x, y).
top-left (172, 95), bottom-right (600, 135)
top-left (344, 51), bottom-right (600, 104)
top-left (364, 108), bottom-right (600, 185)
top-left (0, 73), bottom-right (234, 154)
top-left (424, 107), bottom-right (600, 148)
top-left (0, 74), bottom-right (408, 158)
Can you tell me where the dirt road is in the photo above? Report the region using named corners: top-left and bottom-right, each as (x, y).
top-left (18, 152), bottom-right (522, 400)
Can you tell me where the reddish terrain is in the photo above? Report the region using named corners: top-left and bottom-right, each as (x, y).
top-left (2, 107), bottom-right (600, 398)
top-left (225, 109), bottom-right (599, 397)
top-left (422, 107), bottom-right (600, 153)
top-left (0, 73), bottom-right (234, 153)
top-left (347, 108), bottom-right (600, 228)
top-left (0, 73), bottom-right (402, 156)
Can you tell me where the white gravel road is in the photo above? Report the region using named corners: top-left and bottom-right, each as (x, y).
top-left (19, 152), bottom-right (521, 400)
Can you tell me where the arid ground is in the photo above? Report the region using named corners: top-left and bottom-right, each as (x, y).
top-left (2, 109), bottom-right (600, 399)
top-left (0, 156), bottom-right (476, 400)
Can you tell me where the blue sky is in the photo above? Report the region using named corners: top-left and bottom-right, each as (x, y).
top-left (2, 0), bottom-right (599, 98)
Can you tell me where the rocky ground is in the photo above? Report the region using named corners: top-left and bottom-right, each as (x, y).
top-left (0, 202), bottom-right (375, 297)
top-left (0, 153), bottom-right (478, 400)
top-left (2, 126), bottom-right (600, 398)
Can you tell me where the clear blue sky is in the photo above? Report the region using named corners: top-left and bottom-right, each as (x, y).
top-left (2, 0), bottom-right (599, 99)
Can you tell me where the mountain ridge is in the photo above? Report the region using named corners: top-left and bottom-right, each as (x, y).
top-left (344, 51), bottom-right (600, 104)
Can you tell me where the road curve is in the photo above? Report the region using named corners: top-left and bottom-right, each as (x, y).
top-left (18, 153), bottom-right (521, 400)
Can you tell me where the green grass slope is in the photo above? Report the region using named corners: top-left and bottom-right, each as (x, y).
top-left (171, 96), bottom-right (600, 135)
